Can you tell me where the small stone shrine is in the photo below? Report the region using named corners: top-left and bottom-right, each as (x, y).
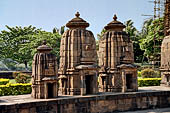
top-left (59, 12), bottom-right (98, 95)
top-left (31, 41), bottom-right (58, 99)
top-left (160, 0), bottom-right (170, 86)
top-left (98, 14), bottom-right (138, 92)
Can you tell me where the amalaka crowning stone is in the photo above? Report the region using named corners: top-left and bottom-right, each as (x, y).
top-left (66, 12), bottom-right (89, 29)
top-left (104, 14), bottom-right (125, 31)
top-left (59, 12), bottom-right (98, 95)
top-left (32, 41), bottom-right (58, 99)
top-left (98, 14), bottom-right (138, 92)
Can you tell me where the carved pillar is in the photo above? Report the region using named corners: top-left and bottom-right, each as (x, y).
top-left (122, 71), bottom-right (126, 93)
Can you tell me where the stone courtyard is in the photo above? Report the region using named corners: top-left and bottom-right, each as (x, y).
top-left (1, 86), bottom-right (170, 113)
top-left (1, 0), bottom-right (170, 113)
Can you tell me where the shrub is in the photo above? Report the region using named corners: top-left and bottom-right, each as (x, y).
top-left (138, 71), bottom-right (142, 77)
top-left (138, 78), bottom-right (161, 87)
top-left (13, 72), bottom-right (31, 83)
top-left (0, 78), bottom-right (9, 85)
top-left (0, 83), bottom-right (31, 96)
top-left (141, 68), bottom-right (160, 78)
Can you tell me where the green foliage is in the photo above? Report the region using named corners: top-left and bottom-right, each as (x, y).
top-left (0, 83), bottom-right (31, 96)
top-left (124, 20), bottom-right (144, 63)
top-left (141, 68), bottom-right (160, 78)
top-left (0, 25), bottom-right (61, 70)
top-left (138, 78), bottom-right (161, 87)
top-left (0, 78), bottom-right (9, 85)
top-left (28, 31), bottom-right (61, 64)
top-left (13, 72), bottom-right (31, 83)
top-left (96, 29), bottom-right (106, 51)
top-left (140, 18), bottom-right (164, 62)
top-left (137, 71), bottom-right (142, 77)
top-left (97, 29), bottom-right (106, 40)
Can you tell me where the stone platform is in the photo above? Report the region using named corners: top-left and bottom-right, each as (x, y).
top-left (0, 86), bottom-right (170, 113)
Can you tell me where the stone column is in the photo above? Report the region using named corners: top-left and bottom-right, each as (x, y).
top-left (44, 82), bottom-right (47, 99)
top-left (122, 71), bottom-right (126, 92)
top-left (81, 72), bottom-right (86, 95)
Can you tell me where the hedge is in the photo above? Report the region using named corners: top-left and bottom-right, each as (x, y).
top-left (138, 78), bottom-right (161, 87)
top-left (0, 83), bottom-right (31, 96)
top-left (0, 78), bottom-right (9, 85)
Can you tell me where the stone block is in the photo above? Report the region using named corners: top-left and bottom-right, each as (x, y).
top-left (19, 109), bottom-right (29, 113)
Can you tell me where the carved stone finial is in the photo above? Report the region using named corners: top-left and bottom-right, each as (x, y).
top-left (113, 14), bottom-right (117, 21)
top-left (75, 12), bottom-right (80, 18)
top-left (42, 40), bottom-right (47, 45)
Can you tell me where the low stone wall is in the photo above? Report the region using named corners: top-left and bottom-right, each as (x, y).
top-left (1, 91), bottom-right (170, 113)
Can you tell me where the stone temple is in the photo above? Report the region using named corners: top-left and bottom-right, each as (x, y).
top-left (98, 15), bottom-right (138, 92)
top-left (160, 0), bottom-right (170, 86)
top-left (58, 12), bottom-right (98, 95)
top-left (31, 41), bottom-right (58, 99)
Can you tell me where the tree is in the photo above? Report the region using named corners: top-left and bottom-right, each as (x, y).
top-left (0, 25), bottom-right (61, 70)
top-left (139, 17), bottom-right (164, 62)
top-left (124, 20), bottom-right (144, 63)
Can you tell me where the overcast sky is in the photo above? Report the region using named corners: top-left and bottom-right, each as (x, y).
top-left (0, 0), bottom-right (156, 37)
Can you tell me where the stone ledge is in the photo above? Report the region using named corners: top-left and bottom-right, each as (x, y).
top-left (0, 86), bottom-right (170, 113)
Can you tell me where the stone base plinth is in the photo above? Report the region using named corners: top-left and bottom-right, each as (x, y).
top-left (1, 86), bottom-right (170, 113)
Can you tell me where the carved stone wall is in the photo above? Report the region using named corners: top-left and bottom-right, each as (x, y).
top-left (160, 0), bottom-right (170, 87)
top-left (32, 41), bottom-right (58, 99)
top-left (2, 90), bottom-right (170, 113)
top-left (59, 12), bottom-right (98, 95)
top-left (98, 15), bottom-right (138, 92)
top-left (165, 0), bottom-right (170, 36)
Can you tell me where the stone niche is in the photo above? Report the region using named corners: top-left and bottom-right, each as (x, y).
top-left (31, 41), bottom-right (58, 99)
top-left (59, 12), bottom-right (98, 95)
top-left (98, 14), bottom-right (138, 92)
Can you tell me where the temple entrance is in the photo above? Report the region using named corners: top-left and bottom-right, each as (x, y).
top-left (126, 74), bottom-right (133, 89)
top-left (48, 83), bottom-right (54, 98)
top-left (166, 75), bottom-right (169, 82)
top-left (85, 76), bottom-right (92, 94)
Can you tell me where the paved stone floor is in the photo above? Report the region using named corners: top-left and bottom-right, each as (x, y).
top-left (123, 107), bottom-right (170, 113)
top-left (0, 86), bottom-right (170, 105)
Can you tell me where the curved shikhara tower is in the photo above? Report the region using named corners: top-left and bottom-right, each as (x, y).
top-left (98, 15), bottom-right (138, 92)
top-left (59, 12), bottom-right (98, 95)
top-left (32, 41), bottom-right (58, 99)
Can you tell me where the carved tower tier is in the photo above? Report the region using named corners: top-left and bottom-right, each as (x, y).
top-left (31, 41), bottom-right (58, 99)
top-left (98, 14), bottom-right (138, 92)
top-left (59, 12), bottom-right (98, 95)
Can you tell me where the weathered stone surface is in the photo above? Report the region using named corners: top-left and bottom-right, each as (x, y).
top-left (160, 1), bottom-right (170, 87)
top-left (32, 41), bottom-right (58, 99)
top-left (59, 12), bottom-right (98, 95)
top-left (1, 86), bottom-right (170, 113)
top-left (98, 14), bottom-right (138, 92)
top-left (164, 0), bottom-right (170, 36)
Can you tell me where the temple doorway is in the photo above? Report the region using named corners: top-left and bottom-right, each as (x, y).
top-left (126, 74), bottom-right (133, 89)
top-left (85, 76), bottom-right (92, 94)
top-left (48, 83), bottom-right (54, 98)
